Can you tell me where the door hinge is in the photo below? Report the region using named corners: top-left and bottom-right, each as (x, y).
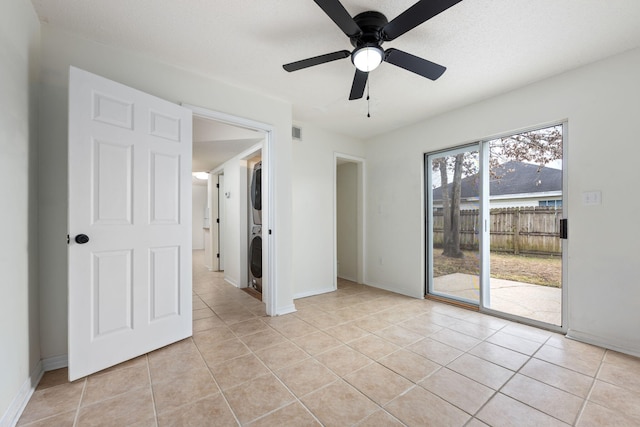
top-left (216, 253), bottom-right (220, 258)
top-left (216, 218), bottom-right (220, 224)
top-left (560, 218), bottom-right (568, 239)
top-left (67, 234), bottom-right (70, 244)
top-left (216, 183), bottom-right (219, 188)
top-left (269, 229), bottom-right (272, 235)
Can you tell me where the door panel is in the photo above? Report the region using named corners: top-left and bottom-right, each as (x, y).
top-left (427, 145), bottom-right (480, 305)
top-left (484, 125), bottom-right (564, 326)
top-left (92, 250), bottom-right (132, 336)
top-left (150, 152), bottom-right (180, 224)
top-left (68, 67), bottom-right (193, 380)
top-left (149, 246), bottom-right (181, 321)
top-left (93, 139), bottom-right (133, 224)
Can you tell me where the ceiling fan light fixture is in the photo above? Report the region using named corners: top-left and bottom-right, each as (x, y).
top-left (192, 172), bottom-right (209, 180)
top-left (352, 45), bottom-right (384, 72)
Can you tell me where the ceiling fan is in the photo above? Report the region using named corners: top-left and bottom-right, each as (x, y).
top-left (283, 0), bottom-right (462, 100)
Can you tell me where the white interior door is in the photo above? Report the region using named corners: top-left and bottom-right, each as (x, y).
top-left (68, 67), bottom-right (193, 380)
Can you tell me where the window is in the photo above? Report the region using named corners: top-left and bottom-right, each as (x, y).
top-left (539, 200), bottom-right (562, 208)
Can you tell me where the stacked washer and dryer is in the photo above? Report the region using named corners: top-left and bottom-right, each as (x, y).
top-left (249, 161), bottom-right (262, 292)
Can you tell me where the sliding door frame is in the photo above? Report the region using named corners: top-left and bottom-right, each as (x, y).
top-left (425, 122), bottom-right (568, 333)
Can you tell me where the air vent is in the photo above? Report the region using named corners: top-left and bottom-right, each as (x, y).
top-left (292, 126), bottom-right (302, 141)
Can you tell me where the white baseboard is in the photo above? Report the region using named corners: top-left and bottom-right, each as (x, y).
top-left (363, 280), bottom-right (424, 299)
top-left (276, 304), bottom-right (297, 316)
top-left (224, 277), bottom-right (239, 288)
top-left (42, 354), bottom-right (68, 371)
top-left (566, 329), bottom-right (640, 358)
top-left (0, 362), bottom-right (44, 427)
top-left (293, 286), bottom-right (335, 300)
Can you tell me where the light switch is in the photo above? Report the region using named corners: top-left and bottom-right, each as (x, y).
top-left (582, 191), bottom-right (601, 206)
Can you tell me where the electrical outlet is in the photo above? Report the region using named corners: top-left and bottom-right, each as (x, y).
top-left (582, 191), bottom-right (602, 206)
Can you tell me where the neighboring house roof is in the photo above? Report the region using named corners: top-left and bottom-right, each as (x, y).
top-left (432, 161), bottom-right (562, 200)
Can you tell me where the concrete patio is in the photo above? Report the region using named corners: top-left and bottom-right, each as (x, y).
top-left (433, 273), bottom-right (562, 326)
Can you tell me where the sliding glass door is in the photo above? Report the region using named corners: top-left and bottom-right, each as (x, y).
top-left (426, 144), bottom-right (481, 306)
top-left (426, 124), bottom-right (565, 328)
top-left (483, 125), bottom-right (564, 326)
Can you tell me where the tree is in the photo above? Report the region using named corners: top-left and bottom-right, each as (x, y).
top-left (437, 154), bottom-right (465, 258)
top-left (433, 125), bottom-right (562, 258)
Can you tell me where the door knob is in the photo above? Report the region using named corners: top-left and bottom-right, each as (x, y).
top-left (75, 234), bottom-right (90, 244)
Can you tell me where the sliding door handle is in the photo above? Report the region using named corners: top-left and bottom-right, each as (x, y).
top-left (559, 219), bottom-right (568, 239)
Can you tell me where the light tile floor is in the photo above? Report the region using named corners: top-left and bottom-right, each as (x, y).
top-left (17, 251), bottom-right (640, 426)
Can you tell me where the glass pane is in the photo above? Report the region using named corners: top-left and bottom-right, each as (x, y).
top-left (429, 148), bottom-right (480, 304)
top-left (486, 125), bottom-right (563, 325)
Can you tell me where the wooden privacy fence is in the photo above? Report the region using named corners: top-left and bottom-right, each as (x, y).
top-left (432, 207), bottom-right (562, 256)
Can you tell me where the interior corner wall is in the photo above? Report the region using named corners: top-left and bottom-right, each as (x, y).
top-left (291, 124), bottom-right (365, 299)
top-left (37, 25), bottom-right (294, 359)
top-left (336, 162), bottom-right (358, 281)
top-left (364, 48), bottom-right (640, 356)
top-left (0, 0), bottom-right (41, 423)
top-left (192, 184), bottom-right (207, 250)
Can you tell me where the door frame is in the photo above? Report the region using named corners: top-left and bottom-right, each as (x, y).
top-left (217, 173), bottom-right (225, 271)
top-left (425, 143), bottom-right (481, 306)
top-left (334, 153), bottom-right (366, 289)
top-left (424, 121), bottom-right (568, 333)
top-left (184, 104), bottom-right (277, 316)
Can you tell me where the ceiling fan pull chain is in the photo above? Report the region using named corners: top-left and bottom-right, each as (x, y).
top-left (367, 79), bottom-right (371, 118)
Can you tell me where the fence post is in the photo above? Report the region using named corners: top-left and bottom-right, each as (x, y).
top-left (514, 208), bottom-right (520, 255)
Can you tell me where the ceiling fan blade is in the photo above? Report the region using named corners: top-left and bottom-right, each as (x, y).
top-left (283, 50), bottom-right (350, 72)
top-left (349, 69), bottom-right (368, 100)
top-left (384, 48), bottom-right (446, 80)
top-left (383, 0), bottom-right (462, 41)
top-left (313, 0), bottom-right (362, 37)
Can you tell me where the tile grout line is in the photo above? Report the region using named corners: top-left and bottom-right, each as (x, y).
top-left (572, 348), bottom-right (608, 426)
top-left (145, 354), bottom-right (160, 427)
top-left (445, 320), bottom-right (513, 424)
top-left (192, 336), bottom-right (243, 426)
top-left (485, 334), bottom-right (588, 426)
top-left (71, 377), bottom-right (87, 427)
top-left (230, 340), bottom-right (296, 425)
top-left (238, 325), bottom-right (343, 426)
top-left (233, 302), bottom-right (416, 425)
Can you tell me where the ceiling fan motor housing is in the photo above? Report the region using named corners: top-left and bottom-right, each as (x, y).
top-left (350, 11), bottom-right (388, 49)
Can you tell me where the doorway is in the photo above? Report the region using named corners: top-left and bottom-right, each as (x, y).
top-left (334, 153), bottom-right (365, 287)
top-left (426, 124), bottom-right (566, 329)
top-left (188, 105), bottom-right (276, 315)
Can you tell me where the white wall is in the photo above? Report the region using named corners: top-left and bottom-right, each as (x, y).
top-left (337, 162), bottom-right (358, 281)
top-left (0, 0), bottom-right (41, 423)
top-left (37, 26), bottom-right (294, 360)
top-left (365, 48), bottom-right (640, 356)
top-left (221, 158), bottom-right (249, 288)
top-left (192, 184), bottom-right (207, 250)
top-left (291, 124), bottom-right (365, 298)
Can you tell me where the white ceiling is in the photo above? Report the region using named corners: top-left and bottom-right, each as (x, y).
top-left (31, 0), bottom-right (640, 139)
